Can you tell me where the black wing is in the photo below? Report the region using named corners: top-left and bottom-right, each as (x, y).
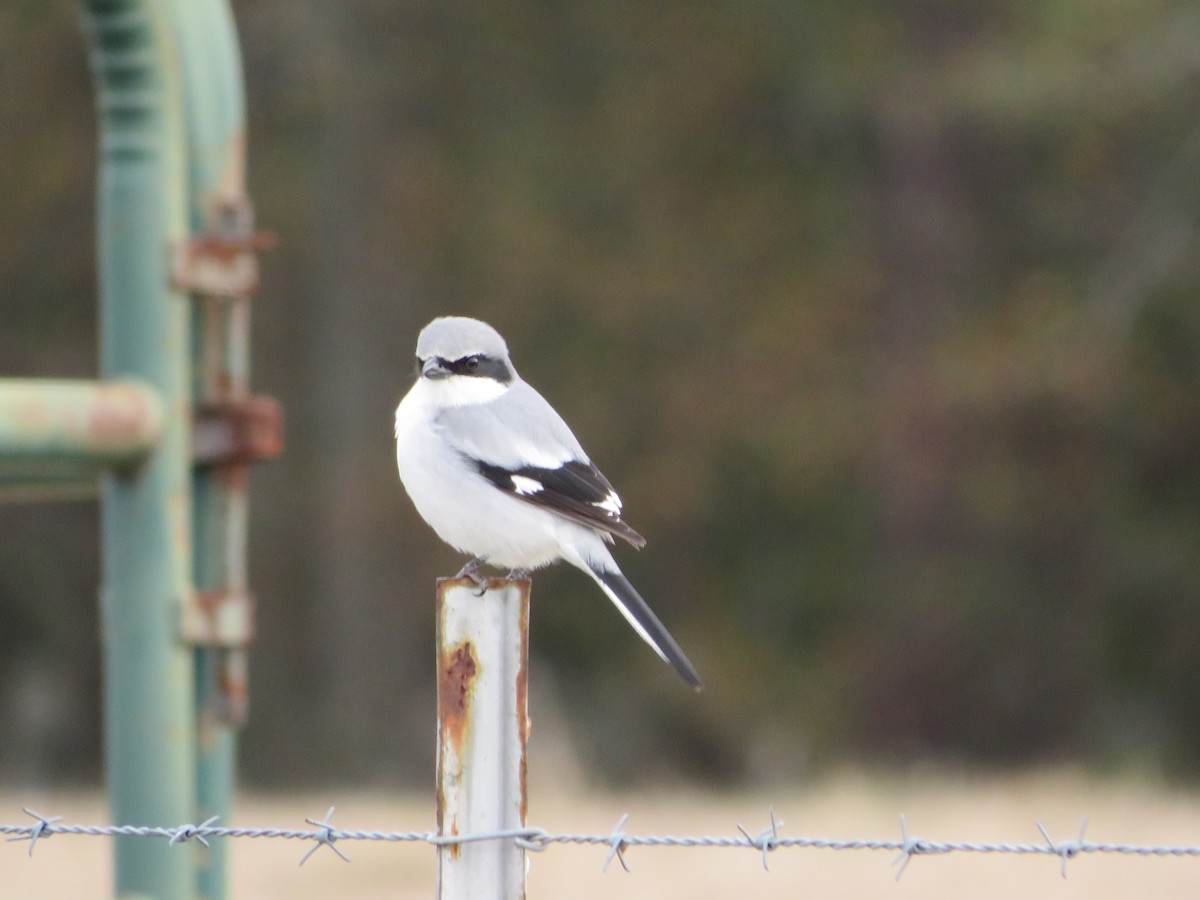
top-left (472, 458), bottom-right (647, 548)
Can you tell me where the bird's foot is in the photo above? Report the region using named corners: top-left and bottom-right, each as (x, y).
top-left (454, 556), bottom-right (490, 596)
top-left (504, 567), bottom-right (531, 581)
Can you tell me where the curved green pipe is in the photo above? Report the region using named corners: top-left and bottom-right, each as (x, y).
top-left (165, 3), bottom-right (252, 898)
top-left (81, 0), bottom-right (196, 896)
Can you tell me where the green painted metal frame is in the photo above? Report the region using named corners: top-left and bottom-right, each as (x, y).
top-left (0, 2), bottom-right (259, 897)
top-left (167, 2), bottom-right (255, 898)
top-left (0, 378), bottom-right (163, 469)
top-left (81, 2), bottom-right (199, 897)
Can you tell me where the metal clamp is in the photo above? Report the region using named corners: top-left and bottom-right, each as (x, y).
top-left (180, 588), bottom-right (255, 647)
top-left (172, 197), bottom-right (276, 298)
top-left (192, 396), bottom-right (283, 467)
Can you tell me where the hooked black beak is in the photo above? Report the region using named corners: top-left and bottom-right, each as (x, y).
top-left (421, 357), bottom-right (450, 380)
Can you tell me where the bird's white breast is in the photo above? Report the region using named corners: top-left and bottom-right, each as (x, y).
top-left (394, 380), bottom-right (576, 569)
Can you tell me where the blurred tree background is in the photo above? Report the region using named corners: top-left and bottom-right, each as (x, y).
top-left (2, 0), bottom-right (1200, 788)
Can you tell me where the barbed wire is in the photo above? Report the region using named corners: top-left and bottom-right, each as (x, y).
top-left (5, 805), bottom-right (1200, 880)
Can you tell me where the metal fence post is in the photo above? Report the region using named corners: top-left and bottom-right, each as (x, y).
top-left (81, 0), bottom-right (197, 897)
top-left (436, 578), bottom-right (531, 900)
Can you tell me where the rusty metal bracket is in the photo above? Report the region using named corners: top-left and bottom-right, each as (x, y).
top-left (180, 588), bottom-right (255, 647)
top-left (172, 197), bottom-right (277, 298)
top-left (192, 396), bottom-right (283, 467)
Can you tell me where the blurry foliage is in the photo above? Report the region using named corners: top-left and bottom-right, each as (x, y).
top-left (1, 0), bottom-right (1200, 786)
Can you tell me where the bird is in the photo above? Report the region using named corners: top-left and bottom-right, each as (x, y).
top-left (394, 315), bottom-right (703, 690)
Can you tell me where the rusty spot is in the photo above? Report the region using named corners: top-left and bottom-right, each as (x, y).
top-left (182, 589), bottom-right (255, 648)
top-left (216, 663), bottom-right (249, 724)
top-left (216, 460), bottom-right (250, 491)
top-left (192, 396), bottom-right (283, 467)
top-left (191, 231), bottom-right (277, 261)
top-left (438, 641), bottom-right (476, 862)
top-left (86, 384), bottom-right (160, 448)
top-left (198, 298), bottom-right (235, 400)
top-left (213, 369), bottom-right (234, 399)
top-left (171, 203), bottom-right (276, 297)
top-left (439, 640), bottom-right (478, 749)
top-left (196, 650), bottom-right (250, 733)
top-left (194, 590), bottom-right (223, 614)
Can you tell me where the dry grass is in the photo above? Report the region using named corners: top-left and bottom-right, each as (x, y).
top-left (5, 771), bottom-right (1200, 898)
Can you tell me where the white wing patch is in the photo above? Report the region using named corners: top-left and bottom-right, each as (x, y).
top-left (594, 490), bottom-right (622, 515)
top-left (510, 475), bottom-right (544, 495)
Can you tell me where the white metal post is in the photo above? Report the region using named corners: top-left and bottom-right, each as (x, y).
top-left (436, 577), bottom-right (530, 900)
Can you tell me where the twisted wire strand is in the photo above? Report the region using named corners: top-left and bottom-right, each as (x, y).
top-left (6, 808), bottom-right (1200, 874)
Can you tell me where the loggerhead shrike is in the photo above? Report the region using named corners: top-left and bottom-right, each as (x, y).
top-left (394, 316), bottom-right (703, 690)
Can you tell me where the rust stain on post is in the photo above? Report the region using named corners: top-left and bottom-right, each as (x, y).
top-left (439, 640), bottom-right (478, 748)
top-left (438, 639), bottom-right (478, 861)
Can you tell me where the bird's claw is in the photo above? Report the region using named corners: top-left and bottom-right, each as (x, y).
top-left (451, 558), bottom-right (529, 594)
top-left (454, 556), bottom-right (490, 595)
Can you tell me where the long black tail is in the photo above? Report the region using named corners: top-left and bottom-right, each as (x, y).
top-left (588, 566), bottom-right (704, 691)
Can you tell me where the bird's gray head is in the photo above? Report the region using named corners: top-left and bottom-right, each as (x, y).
top-left (413, 316), bottom-right (517, 402)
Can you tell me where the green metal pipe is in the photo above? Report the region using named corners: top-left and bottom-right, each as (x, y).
top-left (0, 378), bottom-right (163, 465)
top-left (81, 0), bottom-right (197, 897)
top-left (164, 2), bottom-right (252, 897)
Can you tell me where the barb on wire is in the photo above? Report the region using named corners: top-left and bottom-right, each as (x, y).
top-left (5, 808), bottom-right (61, 857)
top-left (300, 807), bottom-right (349, 866)
top-left (891, 814), bottom-right (950, 880)
top-left (603, 814), bottom-right (631, 873)
top-left (7, 804), bottom-right (1200, 879)
top-left (169, 815), bottom-right (220, 848)
top-left (1037, 817), bottom-right (1090, 879)
top-left (736, 808), bottom-right (782, 871)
